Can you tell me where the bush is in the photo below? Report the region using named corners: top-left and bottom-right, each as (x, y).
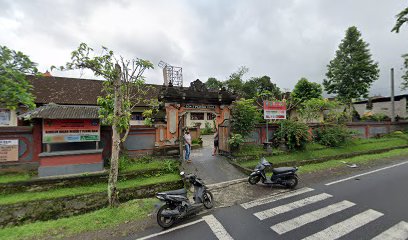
top-left (274, 120), bottom-right (310, 151)
top-left (201, 121), bottom-right (214, 135)
top-left (163, 159), bottom-right (179, 173)
top-left (228, 133), bottom-right (244, 150)
top-left (192, 137), bottom-right (203, 145)
top-left (313, 124), bottom-right (352, 147)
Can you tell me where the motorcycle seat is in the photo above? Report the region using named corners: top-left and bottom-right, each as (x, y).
top-left (273, 167), bottom-right (296, 174)
top-left (159, 188), bottom-right (187, 196)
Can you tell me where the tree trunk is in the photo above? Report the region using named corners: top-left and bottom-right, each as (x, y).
top-left (108, 64), bottom-right (121, 207)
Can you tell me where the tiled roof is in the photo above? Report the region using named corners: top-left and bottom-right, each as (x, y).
top-left (27, 75), bottom-right (160, 106)
top-left (19, 104), bottom-right (100, 119)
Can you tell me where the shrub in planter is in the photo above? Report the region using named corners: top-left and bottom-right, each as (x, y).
top-left (313, 124), bottom-right (352, 147)
top-left (275, 120), bottom-right (310, 151)
top-left (228, 133), bottom-right (244, 151)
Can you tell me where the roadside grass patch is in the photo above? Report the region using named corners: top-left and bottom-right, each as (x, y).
top-left (298, 148), bottom-right (408, 174)
top-left (0, 173), bottom-right (31, 184)
top-left (0, 198), bottom-right (158, 240)
top-left (240, 137), bottom-right (408, 169)
top-left (0, 173), bottom-right (180, 205)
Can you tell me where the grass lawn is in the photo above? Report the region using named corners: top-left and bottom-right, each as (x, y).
top-left (0, 198), bottom-right (158, 240)
top-left (298, 148), bottom-right (408, 174)
top-left (0, 173), bottom-right (31, 184)
top-left (240, 136), bottom-right (408, 169)
top-left (0, 173), bottom-right (180, 205)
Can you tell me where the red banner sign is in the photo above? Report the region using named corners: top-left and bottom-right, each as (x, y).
top-left (263, 101), bottom-right (286, 120)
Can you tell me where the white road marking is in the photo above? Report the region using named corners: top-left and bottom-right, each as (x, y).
top-left (207, 177), bottom-right (248, 189)
top-left (254, 193), bottom-right (332, 220)
top-left (240, 187), bottom-right (314, 209)
top-left (325, 160), bottom-right (408, 186)
top-left (271, 200), bottom-right (356, 234)
top-left (202, 215), bottom-right (234, 240)
top-left (136, 219), bottom-right (204, 240)
top-left (371, 221), bottom-right (408, 240)
top-left (302, 209), bottom-right (384, 240)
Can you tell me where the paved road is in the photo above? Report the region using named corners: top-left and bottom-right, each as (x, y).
top-left (132, 159), bottom-right (408, 240)
top-left (181, 135), bottom-right (245, 184)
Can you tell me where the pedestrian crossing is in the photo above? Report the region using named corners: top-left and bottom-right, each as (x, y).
top-left (241, 187), bottom-right (408, 240)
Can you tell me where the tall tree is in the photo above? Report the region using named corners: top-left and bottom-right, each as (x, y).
top-left (0, 46), bottom-right (37, 110)
top-left (291, 77), bottom-right (322, 105)
top-left (391, 6), bottom-right (408, 33)
top-left (392, 6), bottom-right (408, 89)
top-left (205, 77), bottom-right (223, 90)
top-left (231, 98), bottom-right (260, 136)
top-left (242, 75), bottom-right (282, 107)
top-left (55, 43), bottom-right (154, 207)
top-left (224, 66), bottom-right (248, 95)
top-left (323, 26), bottom-right (379, 110)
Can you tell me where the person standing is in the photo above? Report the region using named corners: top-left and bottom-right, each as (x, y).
top-left (184, 130), bottom-right (192, 163)
top-left (212, 130), bottom-right (219, 156)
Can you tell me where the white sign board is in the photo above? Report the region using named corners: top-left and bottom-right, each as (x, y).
top-left (0, 140), bottom-right (19, 162)
top-left (264, 110), bottom-right (287, 120)
top-left (0, 109), bottom-right (11, 125)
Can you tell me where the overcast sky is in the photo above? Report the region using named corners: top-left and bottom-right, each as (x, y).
top-left (1, 0), bottom-right (407, 96)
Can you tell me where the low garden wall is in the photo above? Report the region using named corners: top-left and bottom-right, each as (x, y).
top-left (0, 179), bottom-right (183, 228)
top-left (0, 168), bottom-right (174, 195)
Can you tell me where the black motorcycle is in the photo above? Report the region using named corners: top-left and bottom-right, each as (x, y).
top-left (155, 172), bottom-right (214, 228)
top-left (248, 157), bottom-right (299, 189)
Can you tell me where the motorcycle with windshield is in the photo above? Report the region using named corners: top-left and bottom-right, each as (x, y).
top-left (155, 172), bottom-right (214, 228)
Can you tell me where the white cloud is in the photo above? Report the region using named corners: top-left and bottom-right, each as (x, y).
top-left (0, 0), bottom-right (407, 95)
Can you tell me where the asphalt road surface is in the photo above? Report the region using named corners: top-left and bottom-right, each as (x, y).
top-left (131, 160), bottom-right (408, 240)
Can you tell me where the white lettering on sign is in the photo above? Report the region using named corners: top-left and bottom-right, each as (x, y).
top-left (184, 104), bottom-right (216, 109)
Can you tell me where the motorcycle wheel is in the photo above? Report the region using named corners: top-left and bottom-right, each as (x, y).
top-left (285, 176), bottom-right (298, 189)
top-left (203, 191), bottom-right (214, 209)
top-left (157, 204), bottom-right (176, 229)
top-left (248, 175), bottom-right (261, 185)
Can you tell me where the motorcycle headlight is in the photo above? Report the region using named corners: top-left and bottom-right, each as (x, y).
top-left (156, 195), bottom-right (165, 200)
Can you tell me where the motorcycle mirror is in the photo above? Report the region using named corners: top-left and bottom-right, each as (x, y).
top-left (180, 171), bottom-right (185, 176)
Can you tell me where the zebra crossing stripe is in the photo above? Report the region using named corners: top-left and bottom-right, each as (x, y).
top-left (241, 187), bottom-right (314, 209)
top-left (371, 221), bottom-right (408, 240)
top-left (302, 209), bottom-right (384, 240)
top-left (254, 193), bottom-right (332, 221)
top-left (271, 200), bottom-right (356, 235)
top-left (202, 215), bottom-right (234, 240)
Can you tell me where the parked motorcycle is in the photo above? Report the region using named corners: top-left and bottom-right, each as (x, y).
top-left (155, 172), bottom-right (214, 228)
top-left (248, 157), bottom-right (299, 188)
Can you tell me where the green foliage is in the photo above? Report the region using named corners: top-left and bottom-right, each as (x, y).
top-left (0, 173), bottom-right (179, 205)
top-left (275, 120), bottom-right (310, 151)
top-left (224, 66), bottom-right (248, 95)
top-left (313, 124), bottom-right (353, 147)
top-left (401, 54), bottom-right (408, 90)
top-left (323, 26), bottom-right (379, 105)
top-left (201, 121), bottom-right (214, 135)
top-left (298, 98), bottom-right (339, 123)
top-left (361, 112), bottom-right (389, 122)
top-left (291, 78), bottom-right (323, 104)
top-left (192, 137), bottom-right (203, 145)
top-left (231, 98), bottom-right (260, 136)
top-left (55, 43), bottom-right (154, 140)
top-left (228, 133), bottom-right (244, 149)
top-left (242, 75), bottom-right (282, 102)
top-left (205, 77), bottom-right (223, 90)
top-left (0, 198), bottom-right (158, 240)
top-left (391, 6), bottom-right (408, 33)
top-left (0, 45), bottom-right (38, 110)
top-left (163, 159), bottom-right (179, 173)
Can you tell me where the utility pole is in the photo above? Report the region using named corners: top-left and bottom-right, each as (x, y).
top-left (391, 68), bottom-right (395, 122)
